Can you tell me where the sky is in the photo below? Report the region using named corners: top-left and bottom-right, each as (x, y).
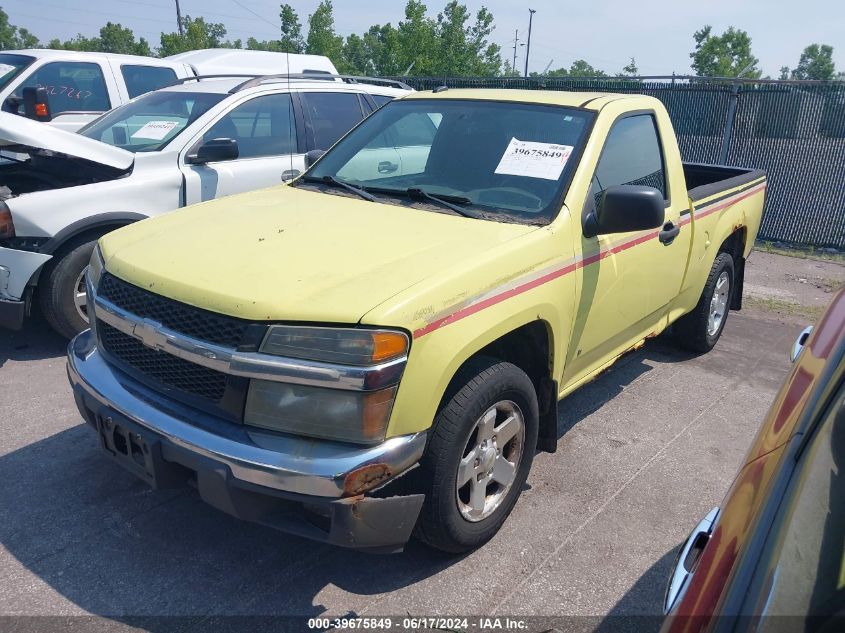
top-left (3, 0), bottom-right (844, 77)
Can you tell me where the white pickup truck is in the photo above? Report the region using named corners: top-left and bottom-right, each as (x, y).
top-left (0, 74), bottom-right (410, 337)
top-left (0, 48), bottom-right (340, 131)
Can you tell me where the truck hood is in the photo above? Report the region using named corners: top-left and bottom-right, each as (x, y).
top-left (0, 112), bottom-right (133, 170)
top-left (100, 184), bottom-right (538, 324)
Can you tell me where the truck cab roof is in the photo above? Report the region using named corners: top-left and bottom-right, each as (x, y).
top-left (6, 49), bottom-right (189, 68)
top-left (403, 88), bottom-right (649, 111)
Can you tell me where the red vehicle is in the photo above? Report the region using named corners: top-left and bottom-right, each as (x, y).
top-left (662, 288), bottom-right (845, 632)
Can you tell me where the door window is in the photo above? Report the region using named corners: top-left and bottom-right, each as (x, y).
top-left (121, 65), bottom-right (178, 99)
top-left (755, 389), bottom-right (845, 626)
top-left (590, 114), bottom-right (666, 207)
top-left (202, 93), bottom-right (297, 159)
top-left (17, 61), bottom-right (110, 114)
top-left (300, 92), bottom-right (365, 150)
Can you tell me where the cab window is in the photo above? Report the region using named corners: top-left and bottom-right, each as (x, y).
top-left (121, 65), bottom-right (178, 99)
top-left (202, 93), bottom-right (297, 159)
top-left (590, 114), bottom-right (666, 207)
top-left (17, 61), bottom-right (110, 114)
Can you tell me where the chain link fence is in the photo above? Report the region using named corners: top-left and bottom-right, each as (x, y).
top-left (385, 76), bottom-right (845, 249)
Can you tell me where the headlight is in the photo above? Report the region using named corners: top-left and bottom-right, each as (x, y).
top-left (260, 325), bottom-right (408, 365)
top-left (87, 244), bottom-right (104, 289)
top-left (245, 381), bottom-right (397, 444)
top-left (246, 325), bottom-right (409, 444)
top-left (0, 202), bottom-right (14, 239)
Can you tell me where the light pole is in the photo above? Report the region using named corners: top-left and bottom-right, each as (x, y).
top-left (175, 0), bottom-right (184, 35)
top-left (524, 8), bottom-right (536, 77)
top-left (511, 29), bottom-right (524, 75)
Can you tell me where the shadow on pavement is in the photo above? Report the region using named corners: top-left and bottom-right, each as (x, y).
top-left (593, 546), bottom-right (678, 633)
top-left (556, 334), bottom-right (696, 439)
top-left (0, 311), bottom-right (67, 367)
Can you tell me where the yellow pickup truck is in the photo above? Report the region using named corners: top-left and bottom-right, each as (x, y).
top-left (67, 89), bottom-right (766, 553)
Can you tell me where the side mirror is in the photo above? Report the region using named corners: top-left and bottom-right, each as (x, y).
top-left (583, 185), bottom-right (665, 238)
top-left (186, 138), bottom-right (239, 165)
top-left (305, 149), bottom-right (325, 168)
top-left (22, 87), bottom-right (51, 122)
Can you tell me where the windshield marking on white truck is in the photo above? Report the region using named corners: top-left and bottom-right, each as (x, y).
top-left (413, 181), bottom-right (767, 340)
top-left (131, 121), bottom-right (180, 141)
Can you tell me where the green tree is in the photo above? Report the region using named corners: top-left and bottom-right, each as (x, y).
top-left (433, 1), bottom-right (501, 75)
top-left (396, 0), bottom-right (437, 74)
top-left (779, 65), bottom-right (790, 80)
top-left (362, 23), bottom-right (402, 75)
top-left (341, 33), bottom-right (371, 75)
top-left (791, 44), bottom-right (835, 80)
top-left (99, 22), bottom-right (150, 55)
top-left (279, 3), bottom-right (305, 53)
top-left (568, 59), bottom-right (606, 77)
top-left (0, 8), bottom-right (39, 49)
top-left (620, 57), bottom-right (638, 76)
top-left (690, 25), bottom-right (761, 78)
top-left (159, 16), bottom-right (236, 57)
top-left (306, 0), bottom-right (343, 62)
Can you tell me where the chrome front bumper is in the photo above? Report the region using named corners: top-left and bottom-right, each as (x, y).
top-left (67, 329), bottom-right (427, 499)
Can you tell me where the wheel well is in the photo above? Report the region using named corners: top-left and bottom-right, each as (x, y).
top-left (718, 227), bottom-right (747, 310)
top-left (442, 321), bottom-right (559, 453)
top-left (33, 223), bottom-right (130, 288)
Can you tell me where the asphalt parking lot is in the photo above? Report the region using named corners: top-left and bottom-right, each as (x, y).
top-left (0, 253), bottom-right (839, 631)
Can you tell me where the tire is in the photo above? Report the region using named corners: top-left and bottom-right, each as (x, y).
top-left (414, 356), bottom-right (539, 553)
top-left (674, 252), bottom-right (735, 353)
top-left (39, 238), bottom-right (97, 339)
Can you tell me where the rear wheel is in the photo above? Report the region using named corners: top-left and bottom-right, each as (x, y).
top-left (414, 357), bottom-right (538, 553)
top-left (674, 252), bottom-right (734, 353)
top-left (39, 239), bottom-right (96, 339)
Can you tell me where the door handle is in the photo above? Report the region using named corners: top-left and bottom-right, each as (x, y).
top-left (659, 221), bottom-right (680, 245)
top-left (281, 169), bottom-right (301, 181)
top-left (378, 161), bottom-right (398, 174)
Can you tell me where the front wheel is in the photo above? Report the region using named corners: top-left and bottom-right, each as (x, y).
top-left (673, 252), bottom-right (734, 353)
top-left (413, 357), bottom-right (539, 553)
top-left (39, 239), bottom-right (96, 339)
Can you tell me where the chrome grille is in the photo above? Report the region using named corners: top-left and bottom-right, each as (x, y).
top-left (99, 322), bottom-right (228, 402)
top-left (97, 273), bottom-right (249, 347)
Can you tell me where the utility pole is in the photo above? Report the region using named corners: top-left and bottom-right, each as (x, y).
top-left (175, 0), bottom-right (184, 35)
top-left (524, 9), bottom-right (536, 77)
top-left (510, 29), bottom-right (524, 74)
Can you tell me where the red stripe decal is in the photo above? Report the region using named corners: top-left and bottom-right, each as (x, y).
top-left (413, 182), bottom-right (766, 339)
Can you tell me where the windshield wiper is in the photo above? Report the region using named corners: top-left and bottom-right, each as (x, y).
top-left (405, 188), bottom-right (481, 219)
top-left (311, 175), bottom-right (378, 202)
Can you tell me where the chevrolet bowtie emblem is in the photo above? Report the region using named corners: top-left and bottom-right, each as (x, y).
top-left (132, 318), bottom-right (167, 351)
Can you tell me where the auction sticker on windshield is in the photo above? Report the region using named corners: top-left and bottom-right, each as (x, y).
top-left (131, 121), bottom-right (180, 141)
top-left (494, 138), bottom-right (573, 181)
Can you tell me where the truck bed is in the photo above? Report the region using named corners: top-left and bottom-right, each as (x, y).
top-left (684, 163), bottom-right (767, 202)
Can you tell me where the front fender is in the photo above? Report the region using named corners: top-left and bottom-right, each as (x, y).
top-left (385, 296), bottom-right (569, 439)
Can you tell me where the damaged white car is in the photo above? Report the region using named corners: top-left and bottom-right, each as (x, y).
top-left (0, 74), bottom-right (410, 337)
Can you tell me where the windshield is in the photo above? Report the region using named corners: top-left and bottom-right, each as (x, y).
top-left (79, 90), bottom-right (226, 152)
top-left (0, 54), bottom-right (35, 91)
top-left (303, 98), bottom-right (593, 224)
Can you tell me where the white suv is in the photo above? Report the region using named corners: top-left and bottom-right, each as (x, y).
top-left (0, 48), bottom-right (341, 132)
top-left (0, 74), bottom-right (410, 337)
